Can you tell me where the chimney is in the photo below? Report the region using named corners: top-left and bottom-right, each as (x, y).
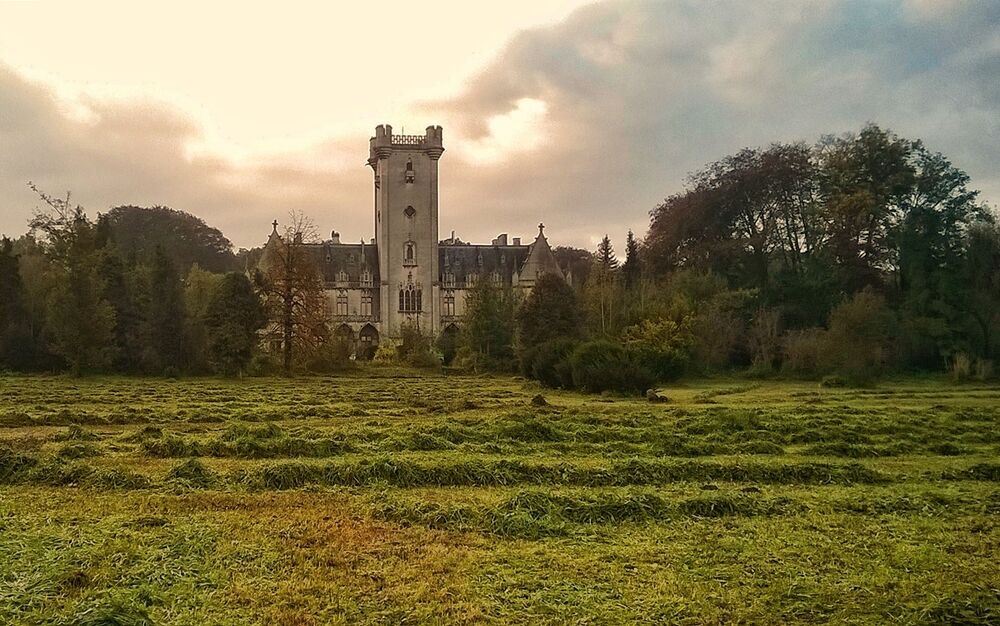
top-left (512, 237), bottom-right (521, 246)
top-left (330, 230), bottom-right (340, 244)
top-left (497, 233), bottom-right (508, 246)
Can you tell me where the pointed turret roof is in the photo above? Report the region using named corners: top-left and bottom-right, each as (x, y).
top-left (518, 223), bottom-right (564, 288)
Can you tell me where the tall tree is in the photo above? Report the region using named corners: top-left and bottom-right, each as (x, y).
top-left (460, 277), bottom-right (516, 368)
top-left (143, 246), bottom-right (187, 373)
top-left (29, 186), bottom-right (115, 375)
top-left (204, 273), bottom-right (266, 376)
top-left (98, 251), bottom-right (144, 372)
top-left (516, 272), bottom-right (583, 348)
top-left (621, 230), bottom-right (640, 289)
top-left (256, 212), bottom-right (329, 375)
top-left (98, 205), bottom-right (236, 273)
top-left (0, 238), bottom-right (34, 370)
top-left (587, 234), bottom-right (621, 336)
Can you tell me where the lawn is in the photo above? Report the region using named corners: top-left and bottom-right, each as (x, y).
top-left (0, 372), bottom-right (998, 624)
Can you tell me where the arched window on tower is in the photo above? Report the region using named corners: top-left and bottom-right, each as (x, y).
top-left (405, 158), bottom-right (415, 183)
top-left (398, 284), bottom-right (422, 313)
top-left (403, 241), bottom-right (416, 266)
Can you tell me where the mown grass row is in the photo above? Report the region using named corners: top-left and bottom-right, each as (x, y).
top-left (368, 487), bottom-right (1000, 538)
top-left (116, 405), bottom-right (1000, 459)
top-left (15, 444), bottom-right (1000, 490)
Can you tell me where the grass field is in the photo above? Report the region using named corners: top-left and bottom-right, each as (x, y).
top-left (1, 372), bottom-right (998, 624)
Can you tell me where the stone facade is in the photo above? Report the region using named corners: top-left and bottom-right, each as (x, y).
top-left (259, 124), bottom-right (566, 357)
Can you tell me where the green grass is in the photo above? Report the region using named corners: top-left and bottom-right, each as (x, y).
top-left (0, 372), bottom-right (998, 624)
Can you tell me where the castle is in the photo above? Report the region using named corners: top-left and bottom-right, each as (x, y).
top-left (260, 124), bottom-right (565, 358)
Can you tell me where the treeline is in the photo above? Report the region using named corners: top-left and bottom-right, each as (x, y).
top-left (0, 190), bottom-right (267, 376)
top-left (456, 125), bottom-right (999, 390)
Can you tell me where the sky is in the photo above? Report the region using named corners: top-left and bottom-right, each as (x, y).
top-left (1, 0), bottom-right (998, 252)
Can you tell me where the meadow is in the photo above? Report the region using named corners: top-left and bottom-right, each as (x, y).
top-left (0, 372), bottom-right (998, 625)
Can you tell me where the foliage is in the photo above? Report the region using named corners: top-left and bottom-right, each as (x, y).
top-left (397, 322), bottom-right (440, 369)
top-left (516, 272), bottom-right (582, 348)
top-left (458, 277), bottom-right (515, 370)
top-left (569, 340), bottom-right (655, 394)
top-left (621, 318), bottom-right (693, 382)
top-left (824, 288), bottom-right (896, 385)
top-left (527, 338), bottom-right (578, 388)
top-left (203, 273), bottom-right (266, 376)
top-left (97, 205), bottom-right (236, 273)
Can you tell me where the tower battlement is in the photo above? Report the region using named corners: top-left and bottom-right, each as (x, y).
top-left (369, 125), bottom-right (444, 163)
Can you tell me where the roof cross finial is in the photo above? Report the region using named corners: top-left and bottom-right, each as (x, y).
top-left (272, 219), bottom-right (279, 232)
top-left (538, 222), bottom-right (545, 236)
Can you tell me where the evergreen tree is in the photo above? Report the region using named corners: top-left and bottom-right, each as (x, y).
top-left (622, 230), bottom-right (640, 289)
top-left (459, 277), bottom-right (516, 369)
top-left (98, 251), bottom-right (144, 372)
top-left (516, 272), bottom-right (583, 348)
top-left (0, 238), bottom-right (34, 370)
top-left (597, 234), bottom-right (618, 270)
top-left (144, 246), bottom-right (187, 373)
top-left (204, 273), bottom-right (266, 376)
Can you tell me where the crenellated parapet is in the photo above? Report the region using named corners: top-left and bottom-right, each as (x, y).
top-left (368, 124), bottom-right (444, 166)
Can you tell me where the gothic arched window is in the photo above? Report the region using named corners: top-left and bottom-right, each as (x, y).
top-left (403, 241), bottom-right (416, 266)
top-left (405, 158), bottom-right (415, 183)
top-left (398, 284), bottom-right (422, 313)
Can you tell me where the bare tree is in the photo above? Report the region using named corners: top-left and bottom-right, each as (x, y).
top-left (256, 211), bottom-right (329, 375)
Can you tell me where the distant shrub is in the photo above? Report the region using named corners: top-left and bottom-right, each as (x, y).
top-left (569, 340), bottom-right (655, 394)
top-left (397, 323), bottom-right (441, 369)
top-left (305, 337), bottom-right (354, 373)
top-left (622, 318), bottom-right (693, 382)
top-left (823, 288), bottom-right (896, 385)
top-left (530, 339), bottom-right (579, 388)
top-left (949, 352), bottom-right (973, 382)
top-left (782, 328), bottom-right (828, 376)
top-left (975, 359), bottom-right (995, 381)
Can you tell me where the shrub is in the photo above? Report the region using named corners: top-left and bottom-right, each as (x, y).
top-left (530, 339), bottom-right (579, 388)
top-left (823, 288), bottom-right (896, 385)
top-left (569, 340), bottom-right (655, 394)
top-left (950, 352), bottom-right (973, 381)
top-left (782, 328), bottom-right (828, 376)
top-left (397, 322), bottom-right (441, 368)
top-left (305, 337), bottom-right (354, 373)
top-left (622, 318), bottom-right (693, 382)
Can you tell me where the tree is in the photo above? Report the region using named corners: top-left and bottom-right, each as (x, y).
top-left (0, 238), bottom-right (34, 370)
top-left (621, 230), bottom-right (640, 289)
top-left (142, 246), bottom-right (187, 374)
top-left (961, 222), bottom-right (1000, 360)
top-left (98, 205), bottom-right (236, 273)
top-left (204, 273), bottom-right (266, 376)
top-left (459, 277), bottom-right (516, 369)
top-left (824, 289), bottom-right (896, 384)
top-left (586, 235), bottom-right (622, 336)
top-left (256, 212), bottom-right (329, 375)
top-left (184, 265), bottom-right (224, 373)
top-left (29, 186), bottom-right (115, 375)
top-left (97, 251), bottom-right (144, 372)
top-left (516, 272), bottom-right (583, 348)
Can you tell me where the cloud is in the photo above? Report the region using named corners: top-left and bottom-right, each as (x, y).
top-left (1, 0), bottom-right (998, 252)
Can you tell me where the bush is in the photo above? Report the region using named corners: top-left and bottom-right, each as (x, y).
top-left (397, 322), bottom-right (441, 369)
top-left (782, 328), bottom-right (828, 376)
top-left (569, 340), bottom-right (655, 394)
top-left (950, 352), bottom-right (973, 381)
top-left (622, 318), bottom-right (693, 382)
top-left (305, 337), bottom-right (354, 373)
top-left (530, 339), bottom-right (578, 388)
top-left (823, 288), bottom-right (896, 385)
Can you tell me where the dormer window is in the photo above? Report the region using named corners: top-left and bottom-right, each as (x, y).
top-left (405, 158), bottom-right (415, 183)
top-left (361, 269), bottom-right (373, 287)
top-left (403, 241), bottom-right (416, 266)
top-left (336, 270), bottom-right (348, 284)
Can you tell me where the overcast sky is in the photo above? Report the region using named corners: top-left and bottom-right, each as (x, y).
top-left (1, 0), bottom-right (997, 252)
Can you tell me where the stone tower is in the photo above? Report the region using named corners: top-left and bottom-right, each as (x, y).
top-left (368, 124), bottom-right (444, 337)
